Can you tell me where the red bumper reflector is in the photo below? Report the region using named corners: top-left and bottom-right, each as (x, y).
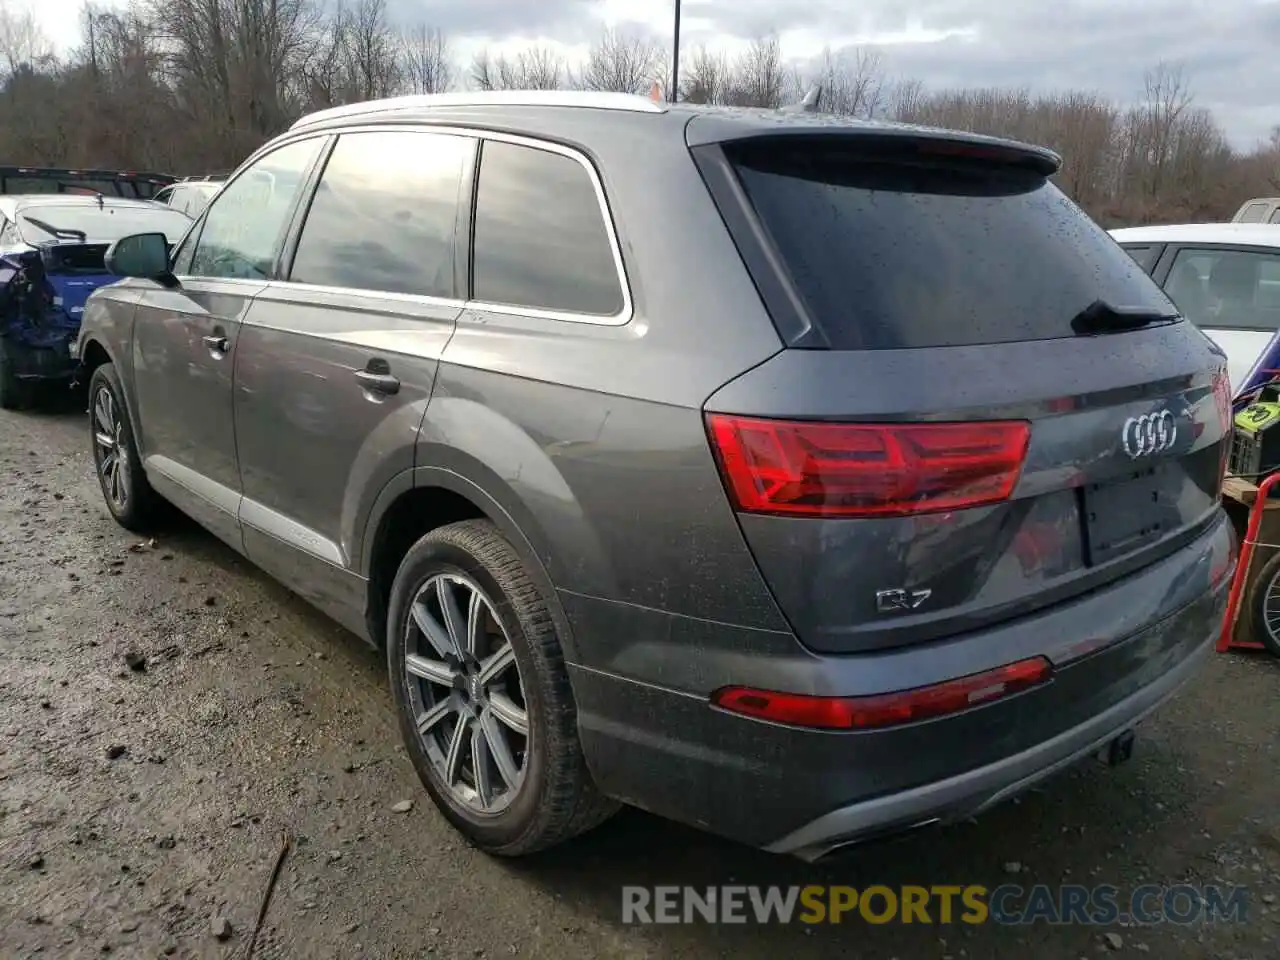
top-left (705, 414), bottom-right (1030, 518)
top-left (710, 657), bottom-right (1053, 730)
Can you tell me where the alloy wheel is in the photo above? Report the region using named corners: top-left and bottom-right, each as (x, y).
top-left (93, 386), bottom-right (130, 511)
top-left (403, 573), bottom-right (529, 814)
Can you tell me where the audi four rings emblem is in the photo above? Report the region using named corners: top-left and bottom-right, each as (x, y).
top-left (1121, 410), bottom-right (1177, 459)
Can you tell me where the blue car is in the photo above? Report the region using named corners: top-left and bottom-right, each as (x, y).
top-left (0, 194), bottom-right (192, 408)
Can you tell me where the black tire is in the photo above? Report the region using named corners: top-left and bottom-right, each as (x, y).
top-left (88, 363), bottom-right (162, 532)
top-left (1246, 549), bottom-right (1280, 657)
top-left (387, 519), bottom-right (618, 855)
top-left (0, 339), bottom-right (32, 411)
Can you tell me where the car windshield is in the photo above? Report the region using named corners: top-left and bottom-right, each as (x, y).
top-left (16, 204), bottom-right (191, 245)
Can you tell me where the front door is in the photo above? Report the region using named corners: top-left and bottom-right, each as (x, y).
top-left (131, 136), bottom-right (328, 547)
top-left (233, 129), bottom-right (473, 634)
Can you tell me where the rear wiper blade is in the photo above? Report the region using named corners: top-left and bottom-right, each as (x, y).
top-left (1070, 299), bottom-right (1178, 336)
top-left (23, 217), bottom-right (87, 242)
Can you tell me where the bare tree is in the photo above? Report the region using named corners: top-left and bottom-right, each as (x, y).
top-left (724, 34), bottom-right (785, 108)
top-left (803, 47), bottom-right (884, 118)
top-left (400, 23), bottom-right (451, 94)
top-left (679, 45), bottom-right (727, 104)
top-left (575, 27), bottom-right (661, 94)
top-left (887, 77), bottom-right (926, 122)
top-left (341, 0), bottom-right (401, 101)
top-left (1139, 62), bottom-right (1194, 200)
top-left (1042, 91), bottom-right (1118, 212)
top-left (471, 44), bottom-right (563, 91)
top-left (149, 0), bottom-right (322, 162)
top-left (0, 3), bottom-right (54, 76)
top-left (0, 8), bottom-right (1274, 232)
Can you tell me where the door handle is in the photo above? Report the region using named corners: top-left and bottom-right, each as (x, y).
top-left (354, 369), bottom-right (400, 396)
top-left (202, 334), bottom-right (228, 353)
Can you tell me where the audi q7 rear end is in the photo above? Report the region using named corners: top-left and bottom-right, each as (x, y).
top-left (566, 110), bottom-right (1234, 860)
top-left (78, 93), bottom-right (1233, 862)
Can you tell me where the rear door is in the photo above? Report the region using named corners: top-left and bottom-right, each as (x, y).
top-left (694, 131), bottom-right (1230, 653)
top-left (1151, 244), bottom-right (1280, 392)
top-left (232, 127), bottom-right (470, 633)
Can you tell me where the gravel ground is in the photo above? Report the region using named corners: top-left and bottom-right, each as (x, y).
top-left (2, 395), bottom-right (1279, 960)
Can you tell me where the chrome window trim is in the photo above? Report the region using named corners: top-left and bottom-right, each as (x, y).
top-left (263, 123), bottom-right (635, 327)
top-left (259, 280), bottom-right (464, 312)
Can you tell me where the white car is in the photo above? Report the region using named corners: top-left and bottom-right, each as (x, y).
top-left (152, 179), bottom-right (223, 218)
top-left (1231, 198), bottom-right (1280, 224)
top-left (1110, 222), bottom-right (1280, 394)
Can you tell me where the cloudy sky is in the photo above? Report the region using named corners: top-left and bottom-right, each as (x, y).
top-left (28, 0), bottom-right (1280, 149)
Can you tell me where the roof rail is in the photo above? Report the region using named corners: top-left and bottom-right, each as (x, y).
top-left (291, 90), bottom-right (667, 131)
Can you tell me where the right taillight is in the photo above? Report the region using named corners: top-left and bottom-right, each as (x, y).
top-left (705, 414), bottom-right (1030, 519)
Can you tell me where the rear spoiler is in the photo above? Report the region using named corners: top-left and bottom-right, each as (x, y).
top-left (688, 110), bottom-right (1062, 177)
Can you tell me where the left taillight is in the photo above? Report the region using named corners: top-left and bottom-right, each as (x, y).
top-left (705, 414), bottom-right (1031, 519)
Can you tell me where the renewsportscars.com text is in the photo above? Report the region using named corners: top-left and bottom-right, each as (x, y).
top-left (621, 884), bottom-right (1249, 926)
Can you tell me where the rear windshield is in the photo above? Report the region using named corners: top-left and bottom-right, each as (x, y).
top-left (725, 138), bottom-right (1176, 350)
top-left (17, 204), bottom-right (191, 245)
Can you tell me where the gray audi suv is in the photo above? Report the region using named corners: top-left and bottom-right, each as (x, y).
top-left (74, 91), bottom-right (1235, 861)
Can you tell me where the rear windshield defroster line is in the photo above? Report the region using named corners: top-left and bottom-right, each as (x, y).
top-left (721, 136), bottom-right (1178, 351)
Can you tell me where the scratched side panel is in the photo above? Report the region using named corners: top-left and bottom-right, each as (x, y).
top-left (424, 333), bottom-right (788, 633)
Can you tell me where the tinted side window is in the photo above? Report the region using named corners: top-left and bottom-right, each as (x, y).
top-left (1164, 248), bottom-right (1280, 331)
top-left (190, 137), bottom-right (324, 281)
top-left (1239, 203), bottom-right (1268, 223)
top-left (289, 130), bottom-right (470, 298)
top-left (472, 140), bottom-right (624, 317)
top-left (1270, 209), bottom-right (1280, 225)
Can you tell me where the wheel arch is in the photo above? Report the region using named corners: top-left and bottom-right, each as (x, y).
top-left (81, 337), bottom-right (146, 455)
top-left (80, 336), bottom-right (114, 374)
top-left (362, 464), bottom-right (580, 663)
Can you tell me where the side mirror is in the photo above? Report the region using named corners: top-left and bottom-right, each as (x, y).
top-left (104, 232), bottom-right (176, 285)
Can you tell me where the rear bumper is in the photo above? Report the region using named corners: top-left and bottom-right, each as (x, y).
top-left (1, 337), bottom-right (77, 381)
top-left (765, 621), bottom-right (1213, 860)
top-left (566, 512), bottom-right (1232, 855)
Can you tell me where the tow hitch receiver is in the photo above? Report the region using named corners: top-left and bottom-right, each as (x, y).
top-left (1100, 729), bottom-right (1136, 767)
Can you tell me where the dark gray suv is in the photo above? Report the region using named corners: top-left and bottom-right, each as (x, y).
top-left (74, 91), bottom-right (1236, 861)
